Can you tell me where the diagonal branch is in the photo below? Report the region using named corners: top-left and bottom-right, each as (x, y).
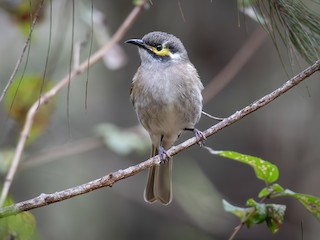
top-left (0, 0), bottom-right (45, 103)
top-left (0, 0), bottom-right (149, 207)
top-left (202, 26), bottom-right (267, 103)
top-left (1, 59), bottom-right (319, 218)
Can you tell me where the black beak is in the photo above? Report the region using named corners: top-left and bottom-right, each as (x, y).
top-left (125, 38), bottom-right (151, 51)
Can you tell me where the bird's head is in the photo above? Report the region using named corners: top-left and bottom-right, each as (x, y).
top-left (125, 31), bottom-right (189, 64)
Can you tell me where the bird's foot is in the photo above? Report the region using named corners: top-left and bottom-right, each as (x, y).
top-left (158, 145), bottom-right (171, 164)
top-left (185, 128), bottom-right (206, 147)
top-left (194, 128), bottom-right (206, 147)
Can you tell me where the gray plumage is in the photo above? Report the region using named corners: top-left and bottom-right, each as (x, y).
top-left (127, 31), bottom-right (203, 204)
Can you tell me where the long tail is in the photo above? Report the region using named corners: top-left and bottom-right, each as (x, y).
top-left (144, 145), bottom-right (172, 205)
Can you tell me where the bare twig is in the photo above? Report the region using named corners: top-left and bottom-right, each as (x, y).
top-left (228, 225), bottom-right (243, 240)
top-left (0, 0), bottom-right (149, 207)
top-left (0, 0), bottom-right (45, 103)
top-left (202, 26), bottom-right (267, 103)
top-left (38, 0), bottom-right (52, 107)
top-left (21, 136), bottom-right (104, 170)
top-left (1, 59), bottom-right (319, 218)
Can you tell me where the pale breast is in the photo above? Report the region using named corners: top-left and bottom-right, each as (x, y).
top-left (132, 62), bottom-right (203, 143)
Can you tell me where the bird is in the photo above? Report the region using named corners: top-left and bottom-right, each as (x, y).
top-left (126, 31), bottom-right (204, 205)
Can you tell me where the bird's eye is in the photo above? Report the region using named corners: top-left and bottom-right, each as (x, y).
top-left (156, 44), bottom-right (163, 51)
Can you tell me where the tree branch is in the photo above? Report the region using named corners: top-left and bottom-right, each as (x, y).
top-left (0, 0), bottom-right (45, 104)
top-left (0, 0), bottom-right (149, 207)
top-left (202, 26), bottom-right (267, 103)
top-left (1, 59), bottom-right (319, 218)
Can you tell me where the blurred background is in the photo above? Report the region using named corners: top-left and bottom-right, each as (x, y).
top-left (0, 0), bottom-right (320, 239)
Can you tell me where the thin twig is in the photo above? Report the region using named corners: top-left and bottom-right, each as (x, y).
top-left (0, 0), bottom-right (149, 207)
top-left (66, 0), bottom-right (75, 137)
top-left (38, 0), bottom-right (52, 108)
top-left (0, 0), bottom-right (45, 103)
top-left (21, 136), bottom-right (104, 170)
top-left (20, 125), bottom-right (145, 170)
top-left (85, 0), bottom-right (94, 110)
top-left (228, 225), bottom-right (243, 240)
top-left (1, 59), bottom-right (318, 217)
top-left (202, 26), bottom-right (267, 103)
top-left (227, 190), bottom-right (273, 240)
top-left (177, 1), bottom-right (186, 22)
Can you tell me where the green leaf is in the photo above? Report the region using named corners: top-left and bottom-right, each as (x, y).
top-left (0, 198), bottom-right (38, 240)
top-left (271, 183), bottom-right (285, 193)
top-left (246, 199), bottom-right (267, 225)
top-left (260, 185), bottom-right (320, 221)
top-left (280, 190), bottom-right (320, 221)
top-left (258, 187), bottom-right (270, 198)
top-left (0, 212), bottom-right (36, 240)
top-left (258, 184), bottom-right (284, 198)
top-left (266, 204), bottom-right (286, 233)
top-left (223, 199), bottom-right (267, 227)
top-left (223, 199), bottom-right (253, 223)
top-left (223, 199), bottom-right (286, 233)
top-left (216, 151), bottom-right (279, 184)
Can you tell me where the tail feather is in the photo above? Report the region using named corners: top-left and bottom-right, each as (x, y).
top-left (144, 145), bottom-right (172, 205)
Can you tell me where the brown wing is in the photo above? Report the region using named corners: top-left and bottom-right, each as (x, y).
top-left (130, 82), bottom-right (135, 105)
top-left (130, 73), bottom-right (137, 105)
top-left (130, 70), bottom-right (141, 106)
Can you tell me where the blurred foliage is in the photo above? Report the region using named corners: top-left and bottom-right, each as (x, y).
top-left (0, 149), bottom-right (14, 175)
top-left (0, 0), bottom-right (46, 35)
top-left (223, 199), bottom-right (286, 233)
top-left (210, 149), bottom-right (320, 234)
top-left (3, 74), bottom-right (54, 144)
top-left (79, 2), bottom-right (128, 70)
top-left (0, 198), bottom-right (38, 240)
top-left (238, 0), bottom-right (320, 63)
top-left (95, 123), bottom-right (149, 155)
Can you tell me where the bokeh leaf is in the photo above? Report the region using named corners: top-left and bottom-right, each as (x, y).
top-left (95, 123), bottom-right (149, 155)
top-left (0, 149), bottom-right (15, 175)
top-left (0, 0), bottom-right (46, 35)
top-left (0, 198), bottom-right (38, 240)
top-left (3, 74), bottom-right (54, 144)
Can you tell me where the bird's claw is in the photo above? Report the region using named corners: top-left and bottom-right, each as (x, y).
top-left (158, 145), bottom-right (171, 164)
top-left (194, 129), bottom-right (206, 147)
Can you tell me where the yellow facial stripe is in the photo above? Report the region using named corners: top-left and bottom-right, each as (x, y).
top-left (150, 46), bottom-right (170, 57)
